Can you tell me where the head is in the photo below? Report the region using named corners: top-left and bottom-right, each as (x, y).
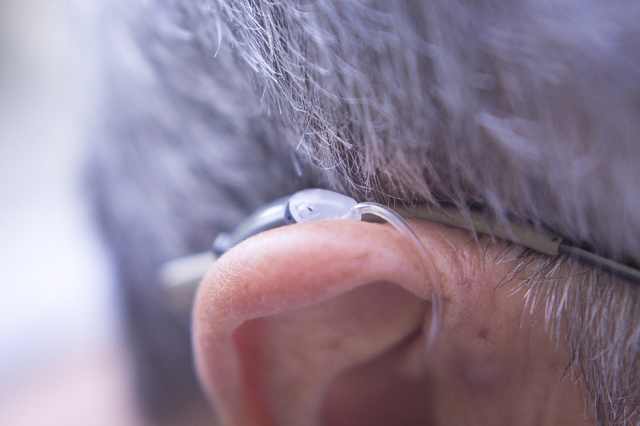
top-left (84, 0), bottom-right (640, 425)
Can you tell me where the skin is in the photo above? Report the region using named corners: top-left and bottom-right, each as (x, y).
top-left (192, 219), bottom-right (594, 426)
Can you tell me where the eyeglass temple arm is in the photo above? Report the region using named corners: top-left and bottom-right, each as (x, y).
top-left (398, 205), bottom-right (640, 285)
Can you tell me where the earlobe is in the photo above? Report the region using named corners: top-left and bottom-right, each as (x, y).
top-left (192, 219), bottom-right (452, 426)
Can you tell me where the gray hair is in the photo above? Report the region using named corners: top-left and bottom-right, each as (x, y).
top-left (80, 0), bottom-right (640, 424)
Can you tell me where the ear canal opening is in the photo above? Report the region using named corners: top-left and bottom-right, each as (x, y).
top-left (350, 202), bottom-right (442, 350)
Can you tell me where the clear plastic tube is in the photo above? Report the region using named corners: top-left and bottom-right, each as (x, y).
top-left (349, 202), bottom-right (442, 351)
top-left (288, 189), bottom-right (442, 349)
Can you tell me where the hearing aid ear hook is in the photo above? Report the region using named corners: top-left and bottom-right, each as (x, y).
top-left (286, 189), bottom-right (441, 349)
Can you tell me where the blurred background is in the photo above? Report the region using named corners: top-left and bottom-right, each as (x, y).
top-left (0, 0), bottom-right (137, 424)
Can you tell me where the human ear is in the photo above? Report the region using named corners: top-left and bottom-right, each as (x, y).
top-left (192, 219), bottom-right (448, 425)
top-left (192, 220), bottom-right (587, 426)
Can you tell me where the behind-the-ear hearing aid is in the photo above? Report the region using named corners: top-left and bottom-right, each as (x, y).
top-left (160, 188), bottom-right (640, 321)
top-left (160, 189), bottom-right (441, 340)
top-left (160, 189), bottom-right (440, 289)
